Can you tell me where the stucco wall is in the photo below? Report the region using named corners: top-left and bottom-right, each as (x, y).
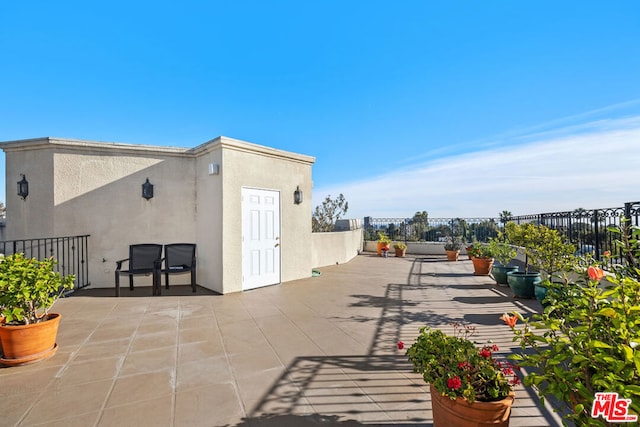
top-left (5, 143), bottom-right (55, 239)
top-left (215, 138), bottom-right (314, 293)
top-left (311, 229), bottom-right (364, 268)
top-left (363, 241), bottom-right (471, 256)
top-left (1, 136), bottom-right (315, 295)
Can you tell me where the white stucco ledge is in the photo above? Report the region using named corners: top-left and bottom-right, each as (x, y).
top-left (0, 136), bottom-right (316, 165)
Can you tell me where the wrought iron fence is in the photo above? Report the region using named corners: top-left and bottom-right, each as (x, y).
top-left (363, 217), bottom-right (501, 243)
top-left (511, 201), bottom-right (640, 266)
top-left (0, 235), bottom-right (90, 290)
top-left (364, 201), bottom-right (640, 266)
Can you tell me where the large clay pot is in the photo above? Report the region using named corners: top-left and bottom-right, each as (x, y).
top-left (0, 313), bottom-right (61, 366)
top-left (395, 248), bottom-right (406, 257)
top-left (430, 384), bottom-right (515, 427)
top-left (492, 265), bottom-right (519, 286)
top-left (377, 242), bottom-right (390, 256)
top-left (506, 272), bottom-right (541, 299)
top-left (445, 250), bottom-right (460, 261)
top-left (471, 257), bottom-right (494, 275)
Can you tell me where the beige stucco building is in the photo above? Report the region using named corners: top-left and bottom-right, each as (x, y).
top-left (0, 136), bottom-right (333, 294)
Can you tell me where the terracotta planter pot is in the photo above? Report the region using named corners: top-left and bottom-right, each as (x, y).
top-left (430, 384), bottom-right (515, 427)
top-left (0, 313), bottom-right (61, 366)
top-left (471, 257), bottom-right (494, 276)
top-left (395, 248), bottom-right (406, 257)
top-left (377, 242), bottom-right (390, 256)
top-left (445, 250), bottom-right (459, 261)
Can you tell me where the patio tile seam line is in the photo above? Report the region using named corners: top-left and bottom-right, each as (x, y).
top-left (18, 300), bottom-right (145, 427)
top-left (90, 300), bottom-right (162, 427)
top-left (239, 296), bottom-right (322, 416)
top-left (242, 295), bottom-right (395, 420)
top-left (211, 294), bottom-right (250, 421)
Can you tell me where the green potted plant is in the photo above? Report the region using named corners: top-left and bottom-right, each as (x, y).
top-left (393, 242), bottom-right (407, 257)
top-left (504, 222), bottom-right (542, 298)
top-left (376, 232), bottom-right (392, 256)
top-left (527, 228), bottom-right (576, 303)
top-left (444, 239), bottom-right (462, 261)
top-left (405, 323), bottom-right (519, 426)
top-left (501, 224), bottom-right (640, 426)
top-left (464, 239), bottom-right (477, 260)
top-left (0, 253), bottom-right (75, 366)
top-left (487, 236), bottom-right (518, 286)
top-left (468, 242), bottom-right (495, 276)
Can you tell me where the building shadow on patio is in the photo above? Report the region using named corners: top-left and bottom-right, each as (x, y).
top-left (234, 256), bottom-right (562, 426)
top-left (233, 355), bottom-right (432, 426)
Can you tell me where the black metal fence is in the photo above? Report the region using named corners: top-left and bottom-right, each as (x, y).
top-left (364, 201), bottom-right (640, 266)
top-left (511, 201), bottom-right (640, 266)
top-left (363, 217), bottom-right (501, 243)
top-left (0, 235), bottom-right (90, 290)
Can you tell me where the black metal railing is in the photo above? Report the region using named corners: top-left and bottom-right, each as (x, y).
top-left (511, 201), bottom-right (640, 266)
top-left (0, 235), bottom-right (90, 290)
top-left (364, 201), bottom-right (640, 267)
top-left (363, 217), bottom-right (501, 243)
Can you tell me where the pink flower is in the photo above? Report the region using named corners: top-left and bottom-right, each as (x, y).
top-left (447, 376), bottom-right (462, 390)
top-left (492, 344), bottom-right (499, 352)
top-left (397, 341), bottom-right (404, 350)
top-left (479, 348), bottom-right (492, 358)
top-left (587, 266), bottom-right (604, 281)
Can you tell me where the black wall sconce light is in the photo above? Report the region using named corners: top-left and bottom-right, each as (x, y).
top-left (293, 185), bottom-right (303, 204)
top-left (142, 178), bottom-right (154, 200)
top-left (17, 174), bottom-right (29, 200)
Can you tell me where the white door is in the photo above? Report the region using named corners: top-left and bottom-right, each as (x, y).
top-left (241, 188), bottom-right (281, 290)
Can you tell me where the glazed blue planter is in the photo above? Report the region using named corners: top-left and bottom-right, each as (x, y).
top-left (506, 271), bottom-right (541, 298)
top-left (492, 265), bottom-right (519, 286)
top-left (534, 283), bottom-right (549, 304)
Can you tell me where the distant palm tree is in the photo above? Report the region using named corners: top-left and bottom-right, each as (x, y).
top-left (499, 210), bottom-right (513, 227)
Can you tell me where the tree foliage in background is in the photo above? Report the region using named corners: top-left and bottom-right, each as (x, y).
top-left (312, 194), bottom-right (349, 232)
top-left (410, 211), bottom-right (429, 241)
top-left (499, 210), bottom-right (513, 227)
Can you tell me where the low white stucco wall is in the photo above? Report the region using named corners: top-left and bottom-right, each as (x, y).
top-left (311, 229), bottom-right (364, 268)
top-left (363, 241), bottom-right (471, 256)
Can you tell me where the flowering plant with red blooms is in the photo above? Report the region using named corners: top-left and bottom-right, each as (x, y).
top-left (405, 323), bottom-right (519, 402)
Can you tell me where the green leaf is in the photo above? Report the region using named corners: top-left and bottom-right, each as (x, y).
top-left (595, 307), bottom-right (617, 318)
top-left (621, 345), bottom-right (634, 363)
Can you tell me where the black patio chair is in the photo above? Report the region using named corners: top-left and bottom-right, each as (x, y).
top-left (163, 243), bottom-right (197, 293)
top-left (115, 244), bottom-right (163, 297)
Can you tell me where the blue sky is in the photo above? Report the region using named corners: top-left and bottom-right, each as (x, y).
top-left (2, 1), bottom-right (640, 217)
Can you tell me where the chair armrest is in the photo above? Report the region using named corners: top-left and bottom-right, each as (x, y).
top-left (115, 258), bottom-right (129, 271)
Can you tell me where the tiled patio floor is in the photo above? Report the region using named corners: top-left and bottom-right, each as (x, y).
top-left (0, 254), bottom-right (564, 426)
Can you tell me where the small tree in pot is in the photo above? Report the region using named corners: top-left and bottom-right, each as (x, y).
top-left (0, 253), bottom-right (75, 366)
top-left (487, 235), bottom-right (518, 286)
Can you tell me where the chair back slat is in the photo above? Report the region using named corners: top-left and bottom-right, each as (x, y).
top-left (130, 244), bottom-right (163, 271)
top-left (165, 244), bottom-right (196, 268)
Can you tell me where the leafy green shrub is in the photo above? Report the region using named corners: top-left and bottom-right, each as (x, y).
top-left (502, 220), bottom-right (640, 426)
top-left (0, 253), bottom-right (75, 325)
top-left (487, 235), bottom-right (517, 266)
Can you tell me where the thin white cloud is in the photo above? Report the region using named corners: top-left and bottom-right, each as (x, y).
top-left (313, 116), bottom-right (640, 219)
